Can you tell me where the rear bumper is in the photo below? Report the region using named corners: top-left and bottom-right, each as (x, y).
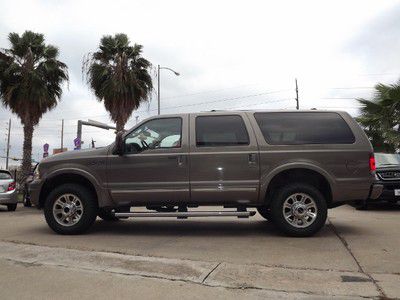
top-left (368, 183), bottom-right (384, 200)
top-left (0, 190), bottom-right (18, 204)
top-left (377, 181), bottom-right (400, 201)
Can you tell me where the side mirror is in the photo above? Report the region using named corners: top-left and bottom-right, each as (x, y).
top-left (114, 131), bottom-right (124, 156)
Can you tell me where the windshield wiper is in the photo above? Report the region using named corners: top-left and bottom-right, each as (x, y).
top-left (378, 163), bottom-right (400, 166)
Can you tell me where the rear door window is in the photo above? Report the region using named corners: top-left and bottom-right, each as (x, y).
top-left (254, 112), bottom-right (355, 145)
top-left (196, 115), bottom-right (249, 147)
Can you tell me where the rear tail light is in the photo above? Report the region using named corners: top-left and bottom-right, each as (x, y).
top-left (369, 154), bottom-right (376, 172)
top-left (7, 181), bottom-right (16, 191)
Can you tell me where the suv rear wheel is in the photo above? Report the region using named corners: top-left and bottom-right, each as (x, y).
top-left (270, 183), bottom-right (327, 237)
top-left (44, 184), bottom-right (98, 235)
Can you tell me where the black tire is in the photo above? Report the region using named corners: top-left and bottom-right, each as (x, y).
top-left (7, 203), bottom-right (17, 211)
top-left (269, 183), bottom-right (327, 237)
top-left (98, 208), bottom-right (120, 221)
top-left (44, 184), bottom-right (98, 235)
top-left (257, 206), bottom-right (271, 220)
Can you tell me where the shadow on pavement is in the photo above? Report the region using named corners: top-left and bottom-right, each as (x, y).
top-left (23, 218), bottom-right (338, 239)
top-left (365, 201), bottom-right (400, 211)
top-left (90, 219), bottom-right (288, 237)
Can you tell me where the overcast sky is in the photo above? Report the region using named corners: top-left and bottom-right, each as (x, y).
top-left (0, 0), bottom-right (400, 166)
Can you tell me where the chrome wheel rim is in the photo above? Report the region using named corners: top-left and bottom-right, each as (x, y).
top-left (282, 193), bottom-right (317, 228)
top-left (52, 194), bottom-right (84, 227)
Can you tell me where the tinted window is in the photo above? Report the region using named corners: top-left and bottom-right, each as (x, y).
top-left (0, 171), bottom-right (12, 180)
top-left (125, 118), bottom-right (182, 153)
top-left (196, 115), bottom-right (249, 147)
top-left (254, 112), bottom-right (355, 145)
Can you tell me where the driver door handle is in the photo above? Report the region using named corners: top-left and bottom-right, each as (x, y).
top-left (177, 155), bottom-right (185, 166)
top-left (167, 155), bottom-right (185, 166)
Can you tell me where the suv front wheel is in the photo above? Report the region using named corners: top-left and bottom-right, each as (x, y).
top-left (44, 184), bottom-right (98, 235)
top-left (270, 183), bottom-right (327, 237)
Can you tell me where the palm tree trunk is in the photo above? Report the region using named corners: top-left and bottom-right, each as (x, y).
top-left (21, 123), bottom-right (34, 184)
top-left (116, 120), bottom-right (124, 133)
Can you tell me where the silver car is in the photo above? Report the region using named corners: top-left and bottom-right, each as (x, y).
top-left (0, 170), bottom-right (17, 211)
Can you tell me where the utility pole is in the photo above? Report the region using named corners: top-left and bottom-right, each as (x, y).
top-left (61, 119), bottom-right (64, 150)
top-left (5, 119), bottom-right (11, 169)
top-left (157, 65), bottom-right (161, 115)
top-left (295, 78), bottom-right (299, 110)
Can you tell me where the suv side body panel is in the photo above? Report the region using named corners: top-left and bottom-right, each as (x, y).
top-left (246, 111), bottom-right (374, 204)
top-left (189, 112), bottom-right (260, 205)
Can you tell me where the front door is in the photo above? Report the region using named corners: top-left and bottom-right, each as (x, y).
top-left (107, 115), bottom-right (189, 206)
top-left (189, 113), bottom-right (260, 205)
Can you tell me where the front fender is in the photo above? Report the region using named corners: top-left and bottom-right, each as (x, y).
top-left (45, 167), bottom-right (100, 187)
top-left (41, 165), bottom-right (112, 208)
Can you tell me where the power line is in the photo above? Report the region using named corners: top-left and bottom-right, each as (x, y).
top-left (232, 98), bottom-right (292, 110)
top-left (161, 83), bottom-right (286, 100)
top-left (321, 97), bottom-right (361, 100)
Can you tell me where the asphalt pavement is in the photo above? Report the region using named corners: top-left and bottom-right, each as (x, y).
top-left (0, 203), bottom-right (399, 299)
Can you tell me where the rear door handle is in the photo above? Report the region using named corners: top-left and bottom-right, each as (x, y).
top-left (248, 153), bottom-right (257, 165)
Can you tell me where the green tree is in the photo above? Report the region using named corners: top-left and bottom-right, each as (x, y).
top-left (84, 33), bottom-right (153, 132)
top-left (0, 31), bottom-right (68, 179)
top-left (357, 82), bottom-right (400, 152)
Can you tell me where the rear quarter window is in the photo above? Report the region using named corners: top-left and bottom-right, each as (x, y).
top-left (254, 112), bottom-right (355, 145)
top-left (0, 171), bottom-right (12, 180)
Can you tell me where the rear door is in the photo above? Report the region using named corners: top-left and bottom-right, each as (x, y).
top-left (189, 112), bottom-right (260, 204)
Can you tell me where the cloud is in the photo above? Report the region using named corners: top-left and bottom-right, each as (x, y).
top-left (0, 0), bottom-right (399, 167)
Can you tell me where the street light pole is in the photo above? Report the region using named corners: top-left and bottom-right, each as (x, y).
top-left (157, 65), bottom-right (160, 115)
top-left (157, 64), bottom-right (180, 115)
top-left (295, 78), bottom-right (299, 110)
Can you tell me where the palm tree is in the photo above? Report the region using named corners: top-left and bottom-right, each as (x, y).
top-left (84, 33), bottom-right (153, 132)
top-left (0, 31), bottom-right (68, 180)
top-left (357, 81), bottom-right (400, 151)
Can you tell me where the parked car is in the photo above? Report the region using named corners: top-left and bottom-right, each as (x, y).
top-left (352, 152), bottom-right (400, 210)
top-left (0, 170), bottom-right (17, 211)
top-left (29, 110), bottom-right (382, 236)
top-left (374, 153), bottom-right (400, 203)
top-left (23, 163), bottom-right (39, 207)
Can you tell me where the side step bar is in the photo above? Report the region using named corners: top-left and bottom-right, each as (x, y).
top-left (114, 210), bottom-right (256, 218)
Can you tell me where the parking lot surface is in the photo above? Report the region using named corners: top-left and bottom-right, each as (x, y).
top-left (0, 203), bottom-right (399, 299)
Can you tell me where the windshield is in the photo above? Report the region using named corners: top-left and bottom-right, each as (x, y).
top-left (375, 153), bottom-right (400, 167)
top-left (0, 171), bottom-right (12, 180)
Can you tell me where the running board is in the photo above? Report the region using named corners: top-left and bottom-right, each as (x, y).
top-left (113, 210), bottom-right (256, 218)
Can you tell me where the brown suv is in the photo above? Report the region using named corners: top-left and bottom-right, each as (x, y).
top-left (29, 110), bottom-right (382, 237)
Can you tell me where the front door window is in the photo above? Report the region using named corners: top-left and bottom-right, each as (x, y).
top-left (124, 118), bottom-right (182, 154)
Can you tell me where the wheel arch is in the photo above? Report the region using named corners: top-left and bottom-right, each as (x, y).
top-left (38, 169), bottom-right (102, 208)
top-left (261, 164), bottom-right (334, 207)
